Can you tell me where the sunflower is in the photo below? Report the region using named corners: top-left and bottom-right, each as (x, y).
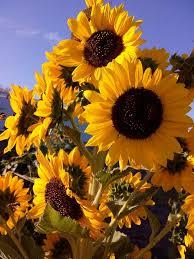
top-left (83, 60), bottom-right (192, 170)
top-left (28, 151), bottom-right (106, 239)
top-left (31, 79), bottom-right (65, 142)
top-left (99, 172), bottom-right (153, 228)
top-left (51, 3), bottom-right (144, 86)
top-left (0, 172), bottom-right (30, 235)
top-left (0, 85), bottom-right (39, 156)
top-left (152, 155), bottom-right (194, 193)
top-left (61, 147), bottom-right (91, 198)
top-left (187, 127), bottom-right (194, 157)
top-left (85, 0), bottom-right (103, 7)
top-left (43, 233), bottom-right (72, 259)
top-left (137, 47), bottom-right (169, 72)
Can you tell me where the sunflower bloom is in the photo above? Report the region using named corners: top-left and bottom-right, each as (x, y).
top-left (138, 47), bottom-right (170, 73)
top-left (61, 147), bottom-right (91, 198)
top-left (85, 0), bottom-right (103, 7)
top-left (99, 172), bottom-right (153, 228)
top-left (83, 60), bottom-right (192, 169)
top-left (0, 85), bottom-right (38, 156)
top-left (0, 172), bottom-right (30, 234)
top-left (28, 151), bottom-right (106, 239)
top-left (52, 3), bottom-right (144, 85)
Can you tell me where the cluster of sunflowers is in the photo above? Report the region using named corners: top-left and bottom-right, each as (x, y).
top-left (0, 0), bottom-right (194, 258)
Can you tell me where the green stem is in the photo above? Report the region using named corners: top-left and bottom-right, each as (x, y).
top-left (0, 217), bottom-right (29, 259)
top-left (92, 183), bottom-right (102, 206)
top-left (135, 212), bottom-right (184, 259)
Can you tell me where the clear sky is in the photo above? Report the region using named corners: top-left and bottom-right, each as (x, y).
top-left (0, 0), bottom-right (193, 89)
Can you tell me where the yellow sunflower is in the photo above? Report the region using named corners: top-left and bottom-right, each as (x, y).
top-left (43, 233), bottom-right (72, 259)
top-left (52, 3), bottom-right (144, 85)
top-left (28, 151), bottom-right (106, 239)
top-left (85, 0), bottom-right (103, 7)
top-left (137, 47), bottom-right (169, 72)
top-left (0, 85), bottom-right (39, 156)
top-left (83, 60), bottom-right (192, 170)
top-left (187, 127), bottom-right (194, 157)
top-left (62, 147), bottom-right (91, 198)
top-left (0, 172), bottom-right (30, 235)
top-left (99, 172), bottom-right (153, 228)
top-left (152, 155), bottom-right (194, 193)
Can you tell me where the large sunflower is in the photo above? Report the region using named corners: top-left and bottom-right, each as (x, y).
top-left (137, 47), bottom-right (169, 73)
top-left (99, 172), bottom-right (153, 228)
top-left (152, 155), bottom-right (194, 193)
top-left (0, 85), bottom-right (39, 156)
top-left (28, 151), bottom-right (106, 239)
top-left (0, 172), bottom-right (30, 235)
top-left (43, 233), bottom-right (72, 259)
top-left (52, 3), bottom-right (144, 85)
top-left (62, 147), bottom-right (91, 198)
top-left (83, 60), bottom-right (192, 169)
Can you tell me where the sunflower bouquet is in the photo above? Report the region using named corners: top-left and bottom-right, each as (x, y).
top-left (0, 0), bottom-right (194, 258)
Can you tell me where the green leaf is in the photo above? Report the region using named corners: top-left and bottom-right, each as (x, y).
top-left (35, 204), bottom-right (89, 238)
top-left (144, 207), bottom-right (161, 242)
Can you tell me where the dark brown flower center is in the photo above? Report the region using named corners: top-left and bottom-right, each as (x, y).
top-left (0, 188), bottom-right (17, 221)
top-left (45, 178), bottom-right (83, 220)
top-left (111, 87), bottom-right (163, 139)
top-left (139, 57), bottom-right (158, 72)
top-left (166, 153), bottom-right (187, 175)
top-left (51, 238), bottom-right (73, 259)
top-left (84, 30), bottom-right (123, 67)
top-left (17, 101), bottom-right (36, 136)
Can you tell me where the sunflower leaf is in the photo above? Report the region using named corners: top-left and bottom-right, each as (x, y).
top-left (35, 204), bottom-right (89, 238)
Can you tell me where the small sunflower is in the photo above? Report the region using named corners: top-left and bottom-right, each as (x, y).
top-left (62, 147), bottom-right (91, 198)
top-left (0, 172), bottom-right (30, 235)
top-left (99, 172), bottom-right (153, 228)
top-left (43, 233), bottom-right (72, 259)
top-left (0, 85), bottom-right (39, 156)
top-left (152, 155), bottom-right (194, 193)
top-left (28, 151), bottom-right (106, 239)
top-left (138, 47), bottom-right (169, 72)
top-left (52, 3), bottom-right (144, 85)
top-left (31, 80), bottom-right (65, 142)
top-left (83, 60), bottom-right (192, 170)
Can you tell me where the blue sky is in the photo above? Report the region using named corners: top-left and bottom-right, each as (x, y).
top-left (0, 0), bottom-right (193, 89)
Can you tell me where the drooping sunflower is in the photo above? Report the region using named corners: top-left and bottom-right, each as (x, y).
top-left (137, 47), bottom-right (169, 72)
top-left (152, 155), bottom-right (194, 193)
top-left (62, 147), bottom-right (91, 198)
top-left (0, 172), bottom-right (30, 235)
top-left (28, 151), bottom-right (106, 239)
top-left (52, 3), bottom-right (144, 85)
top-left (0, 85), bottom-right (39, 156)
top-left (83, 60), bottom-right (192, 170)
top-left (43, 233), bottom-right (72, 259)
top-left (99, 172), bottom-right (153, 228)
